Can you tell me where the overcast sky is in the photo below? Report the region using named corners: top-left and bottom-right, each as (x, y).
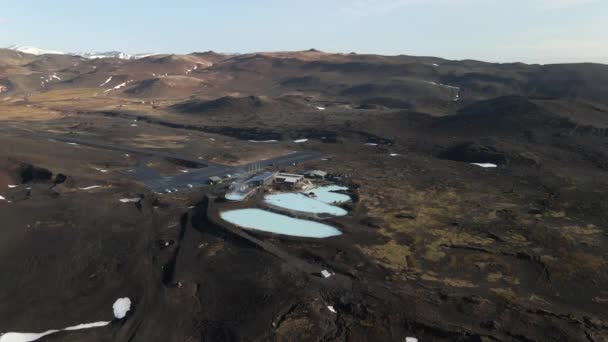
top-left (1, 0), bottom-right (606, 64)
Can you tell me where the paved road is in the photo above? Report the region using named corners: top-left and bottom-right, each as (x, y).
top-left (43, 134), bottom-right (221, 167)
top-left (42, 133), bottom-right (325, 192)
top-left (137, 151), bottom-right (325, 193)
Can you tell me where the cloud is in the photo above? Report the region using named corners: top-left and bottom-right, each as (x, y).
top-left (0, 16), bottom-right (8, 24)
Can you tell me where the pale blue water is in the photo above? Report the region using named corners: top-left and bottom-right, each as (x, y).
top-left (264, 193), bottom-right (348, 216)
top-left (310, 185), bottom-right (350, 204)
top-left (220, 209), bottom-right (342, 238)
top-left (225, 192), bottom-right (247, 201)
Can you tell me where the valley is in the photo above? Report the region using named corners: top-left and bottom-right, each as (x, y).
top-left (0, 47), bottom-right (607, 341)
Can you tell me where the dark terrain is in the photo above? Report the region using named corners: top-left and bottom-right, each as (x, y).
top-left (0, 48), bottom-right (607, 341)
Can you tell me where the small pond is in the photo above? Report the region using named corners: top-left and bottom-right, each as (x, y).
top-left (264, 185), bottom-right (351, 216)
top-left (264, 193), bottom-right (347, 216)
top-left (220, 209), bottom-right (342, 238)
top-left (225, 192), bottom-right (247, 201)
top-left (309, 185), bottom-right (351, 204)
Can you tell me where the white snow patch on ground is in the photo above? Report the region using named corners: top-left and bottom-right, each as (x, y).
top-left (66, 142), bottom-right (79, 146)
top-left (119, 198), bottom-right (141, 203)
top-left (79, 186), bottom-right (102, 190)
top-left (0, 330), bottom-right (59, 342)
top-left (63, 322), bottom-right (110, 331)
top-left (390, 153), bottom-right (400, 157)
top-left (424, 80), bottom-right (459, 90)
top-left (471, 163), bottom-right (498, 168)
top-left (294, 139), bottom-right (308, 143)
top-left (423, 80), bottom-right (461, 100)
top-left (321, 270), bottom-right (333, 278)
top-left (364, 143), bottom-right (378, 146)
top-left (9, 45), bottom-right (65, 55)
top-left (0, 195), bottom-right (6, 201)
top-left (104, 82), bottom-right (128, 93)
top-left (316, 106), bottom-right (326, 110)
top-left (113, 298), bottom-right (132, 319)
top-left (248, 140), bottom-right (278, 143)
top-left (432, 63), bottom-right (439, 66)
top-left (405, 338), bottom-right (419, 342)
top-left (327, 306), bottom-right (337, 313)
top-left (99, 76), bottom-right (112, 87)
top-left (8, 185), bottom-right (18, 188)
top-left (0, 322), bottom-right (110, 342)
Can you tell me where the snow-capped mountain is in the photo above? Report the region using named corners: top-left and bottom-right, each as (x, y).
top-left (73, 51), bottom-right (131, 59)
top-left (8, 45), bottom-right (65, 55)
top-left (7, 45), bottom-right (157, 60)
top-left (70, 51), bottom-right (159, 60)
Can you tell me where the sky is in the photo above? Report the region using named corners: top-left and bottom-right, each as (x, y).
top-left (0, 0), bottom-right (606, 64)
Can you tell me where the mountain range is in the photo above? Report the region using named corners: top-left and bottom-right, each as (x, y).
top-left (7, 45), bottom-right (157, 60)
top-left (1, 44), bottom-right (608, 341)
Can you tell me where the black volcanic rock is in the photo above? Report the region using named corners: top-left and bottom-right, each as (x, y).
top-left (171, 95), bottom-right (311, 116)
top-left (358, 97), bottom-right (413, 109)
top-left (171, 96), bottom-right (265, 115)
top-left (438, 142), bottom-right (507, 164)
top-left (17, 163), bottom-right (53, 183)
top-left (433, 96), bottom-right (575, 136)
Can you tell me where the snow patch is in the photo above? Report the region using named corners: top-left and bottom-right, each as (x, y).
top-left (8, 185), bottom-right (18, 188)
top-left (390, 153), bottom-right (400, 157)
top-left (104, 82), bottom-right (128, 93)
top-left (327, 306), bottom-right (337, 313)
top-left (316, 106), bottom-right (326, 110)
top-left (423, 80), bottom-right (460, 101)
top-left (99, 76), bottom-right (113, 87)
top-left (294, 139), bottom-right (308, 143)
top-left (0, 322), bottom-right (110, 342)
top-left (119, 198), bottom-right (141, 203)
top-left (248, 140), bottom-right (278, 143)
top-left (8, 45), bottom-right (64, 55)
top-left (112, 297), bottom-right (132, 319)
top-left (471, 163), bottom-right (498, 168)
top-left (0, 195), bottom-right (6, 201)
top-left (0, 330), bottom-right (60, 342)
top-left (79, 186), bottom-right (102, 190)
top-left (64, 322), bottom-right (110, 331)
top-left (405, 338), bottom-right (419, 342)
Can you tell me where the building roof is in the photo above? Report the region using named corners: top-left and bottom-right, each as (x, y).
top-left (276, 173), bottom-right (304, 178)
top-left (308, 170), bottom-right (327, 176)
top-left (245, 171), bottom-right (275, 184)
top-left (276, 173), bottom-right (304, 183)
